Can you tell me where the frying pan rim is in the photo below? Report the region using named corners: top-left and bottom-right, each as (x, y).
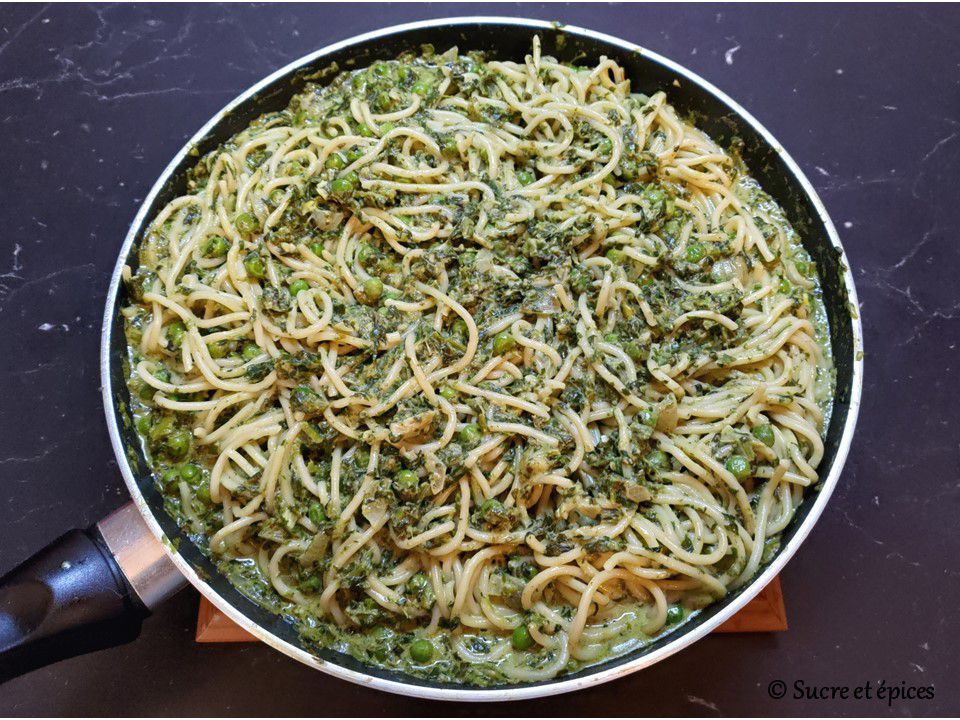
top-left (100, 15), bottom-right (864, 701)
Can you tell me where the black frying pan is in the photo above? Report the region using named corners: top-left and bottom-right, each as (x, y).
top-left (0, 17), bottom-right (863, 700)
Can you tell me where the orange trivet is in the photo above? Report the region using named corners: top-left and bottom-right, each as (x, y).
top-left (196, 576), bottom-right (786, 642)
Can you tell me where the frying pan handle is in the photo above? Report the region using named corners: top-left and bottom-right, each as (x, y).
top-left (0, 503), bottom-right (185, 682)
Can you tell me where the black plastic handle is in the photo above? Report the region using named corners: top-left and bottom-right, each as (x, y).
top-left (0, 527), bottom-right (148, 683)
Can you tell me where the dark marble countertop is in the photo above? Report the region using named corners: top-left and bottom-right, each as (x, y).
top-left (1, 3), bottom-right (958, 716)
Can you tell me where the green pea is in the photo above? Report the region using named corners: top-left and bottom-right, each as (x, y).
top-left (752, 424), bottom-right (776, 447)
top-left (666, 606), bottom-right (684, 625)
top-left (685, 242), bottom-right (705, 263)
top-left (605, 247), bottom-right (625, 264)
top-left (597, 137), bottom-right (613, 155)
top-left (324, 152), bottom-right (346, 170)
top-left (235, 212), bottom-right (258, 235)
top-left (138, 384), bottom-right (155, 402)
top-left (647, 449), bottom-right (668, 469)
top-left (166, 429), bottom-right (191, 460)
top-left (208, 341), bottom-right (230, 359)
top-left (179, 463), bottom-right (200, 482)
top-left (241, 342), bottom-right (261, 361)
top-left (356, 243), bottom-right (377, 265)
top-left (725, 454), bottom-right (751, 480)
top-left (459, 423), bottom-right (481, 447)
top-left (619, 157), bottom-right (638, 180)
top-left (356, 123), bottom-right (373, 138)
top-left (309, 241), bottom-right (325, 257)
top-left (330, 172), bottom-right (358, 193)
top-left (492, 330), bottom-right (516, 356)
top-left (516, 169), bottom-right (535, 186)
top-left (778, 278), bottom-right (791, 294)
top-left (411, 80), bottom-right (432, 96)
top-left (396, 469), bottom-right (418, 486)
top-left (307, 503), bottom-right (327, 526)
top-left (362, 277), bottom-right (383, 304)
top-left (195, 483), bottom-right (211, 504)
top-left (243, 251), bottom-right (266, 279)
top-left (136, 415), bottom-right (152, 436)
top-left (795, 260), bottom-right (810, 277)
top-left (439, 385), bottom-right (457, 400)
top-left (511, 624), bottom-right (533, 651)
top-left (160, 466), bottom-right (180, 486)
top-left (602, 332), bottom-right (619, 344)
top-left (410, 638), bottom-right (433, 663)
top-left (346, 146), bottom-right (364, 163)
top-left (394, 469), bottom-right (420, 498)
top-left (289, 279), bottom-right (310, 296)
top-left (166, 321), bottom-right (185, 348)
top-left (203, 235), bottom-right (230, 258)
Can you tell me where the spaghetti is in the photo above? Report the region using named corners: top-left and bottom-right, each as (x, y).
top-left (122, 38), bottom-right (833, 684)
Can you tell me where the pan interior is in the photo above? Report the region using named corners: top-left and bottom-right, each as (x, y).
top-left (106, 19), bottom-right (858, 694)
